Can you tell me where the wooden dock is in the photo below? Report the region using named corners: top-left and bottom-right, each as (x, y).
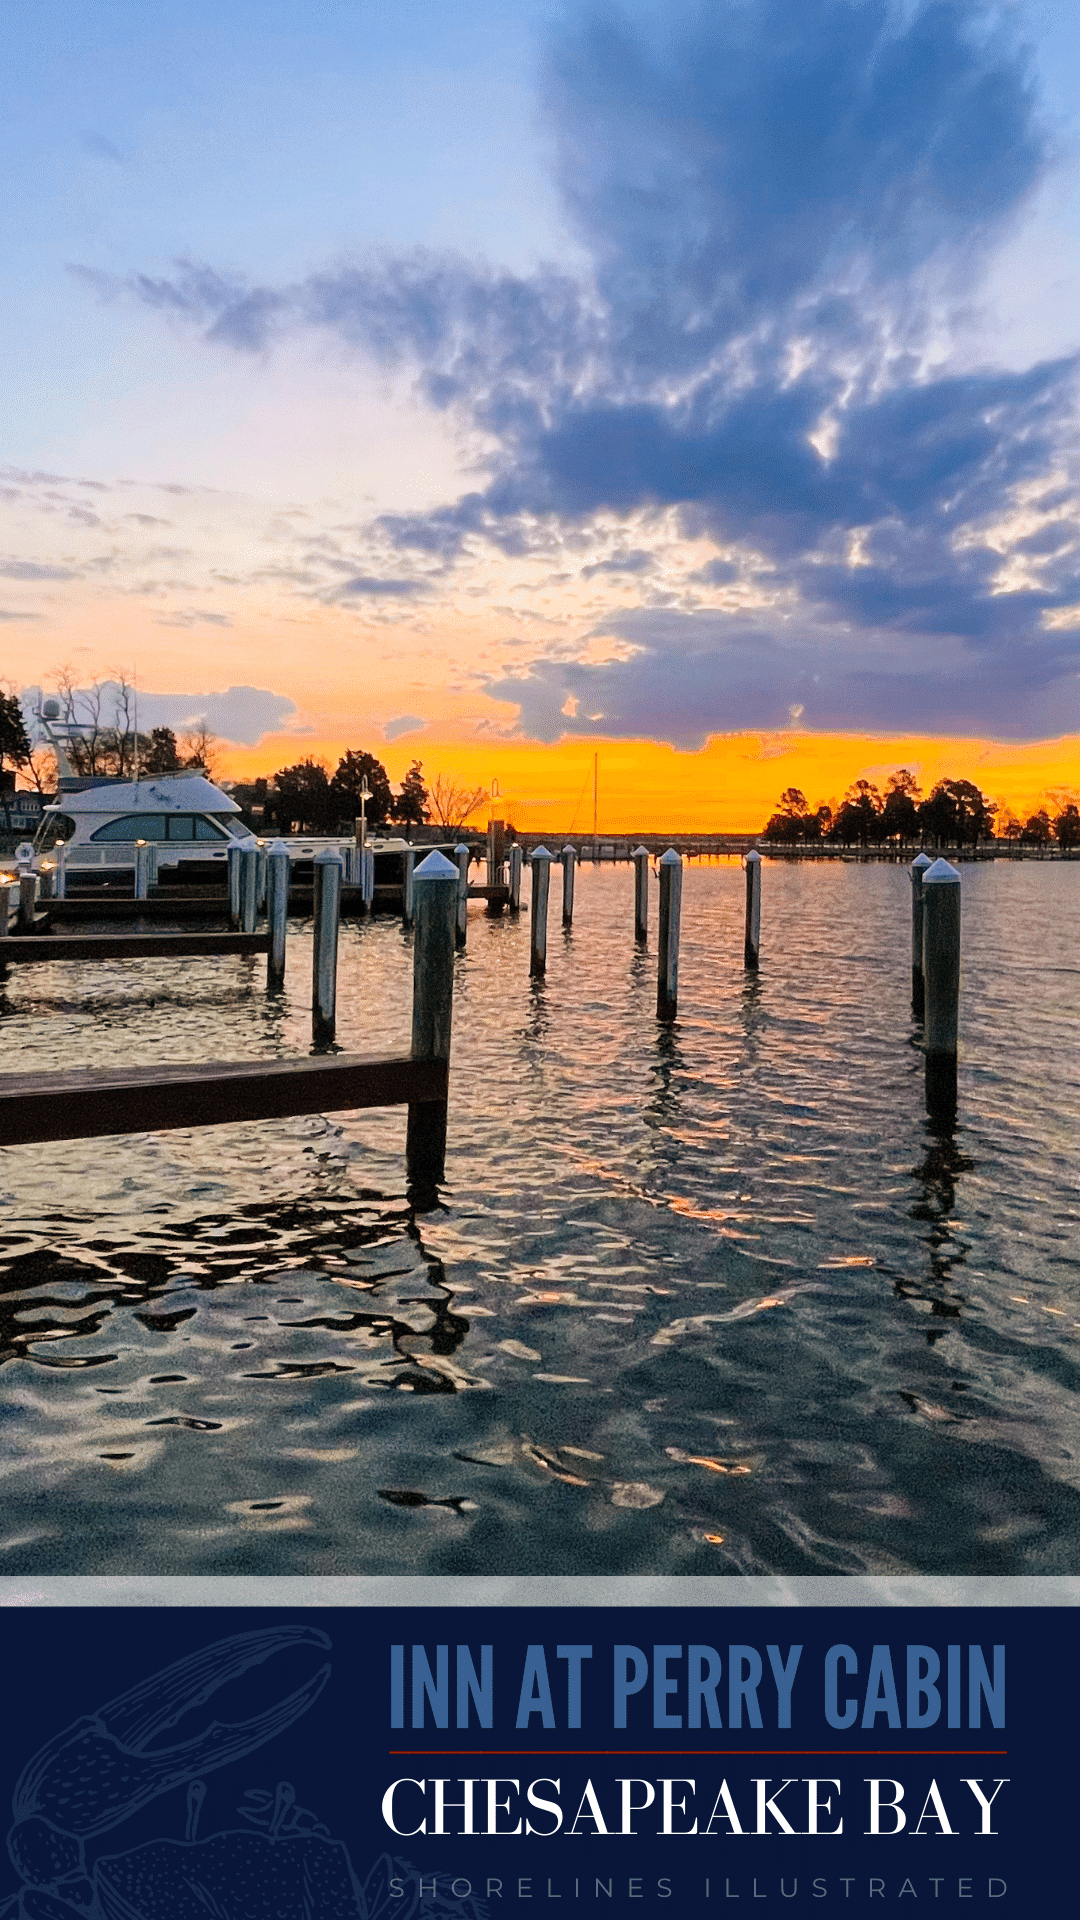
top-left (41, 884), bottom-right (406, 924)
top-left (0, 932), bottom-right (270, 964)
top-left (0, 1052), bottom-right (448, 1147)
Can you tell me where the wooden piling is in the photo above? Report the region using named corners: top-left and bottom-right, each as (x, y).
top-left (922, 857), bottom-right (961, 1114)
top-left (656, 848), bottom-right (682, 1021)
top-left (561, 843), bottom-right (576, 927)
top-left (407, 850), bottom-right (458, 1189)
top-left (266, 839), bottom-right (290, 987)
top-left (134, 841), bottom-right (152, 902)
top-left (54, 845), bottom-right (67, 900)
top-left (312, 849), bottom-right (342, 1043)
top-left (454, 843), bottom-right (470, 946)
top-left (529, 846), bottom-right (553, 976)
top-left (17, 872), bottom-right (36, 934)
top-left (508, 843), bottom-right (523, 913)
top-left (362, 847), bottom-right (375, 909)
top-left (227, 844), bottom-right (243, 929)
top-left (743, 849), bottom-right (762, 969)
top-left (239, 846), bottom-right (259, 934)
top-left (256, 843), bottom-right (268, 911)
top-left (403, 846), bottom-right (417, 925)
top-left (633, 845), bottom-right (649, 943)
top-left (910, 851), bottom-right (933, 1013)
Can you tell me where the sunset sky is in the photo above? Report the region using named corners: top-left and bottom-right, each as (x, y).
top-left (4, 0), bottom-right (1080, 830)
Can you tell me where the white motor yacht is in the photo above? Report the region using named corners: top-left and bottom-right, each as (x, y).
top-left (29, 772), bottom-right (256, 880)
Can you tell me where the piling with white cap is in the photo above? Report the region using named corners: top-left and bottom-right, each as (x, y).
top-left (256, 843), bottom-right (268, 910)
top-left (266, 839), bottom-right (290, 987)
top-left (529, 846), bottom-right (553, 976)
top-left (402, 846), bottom-right (417, 924)
top-left (407, 850), bottom-right (459, 1189)
top-left (508, 843), bottom-right (523, 913)
top-left (312, 849), bottom-right (343, 1043)
top-left (362, 846), bottom-right (375, 909)
top-left (227, 844), bottom-right (243, 929)
top-left (134, 841), bottom-right (152, 902)
top-left (54, 845), bottom-right (66, 900)
top-left (633, 845), bottom-right (650, 943)
top-left (561, 843), bottom-right (576, 927)
top-left (454, 844), bottom-right (470, 946)
top-left (743, 849), bottom-right (762, 969)
top-left (239, 846), bottom-right (259, 933)
top-left (656, 849), bottom-right (682, 1020)
top-left (922, 857), bottom-right (961, 1111)
top-left (910, 851), bottom-right (933, 1012)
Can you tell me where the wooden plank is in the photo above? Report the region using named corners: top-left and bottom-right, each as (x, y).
top-left (0, 932), bottom-right (270, 964)
top-left (467, 885), bottom-right (510, 902)
top-left (47, 897), bottom-right (232, 923)
top-left (0, 1052), bottom-right (448, 1146)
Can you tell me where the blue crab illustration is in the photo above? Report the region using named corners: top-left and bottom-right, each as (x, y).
top-left (4, 1627), bottom-right (484, 1920)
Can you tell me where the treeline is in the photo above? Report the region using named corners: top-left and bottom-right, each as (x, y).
top-left (763, 772), bottom-right (1080, 850)
top-left (237, 754), bottom-right (428, 834)
top-left (233, 756), bottom-right (494, 836)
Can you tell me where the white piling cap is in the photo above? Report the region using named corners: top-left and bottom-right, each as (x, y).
top-left (562, 843), bottom-right (576, 855)
top-left (659, 847), bottom-right (681, 865)
top-left (455, 842), bottom-right (470, 854)
top-left (912, 851), bottom-right (934, 871)
top-left (531, 844), bottom-right (553, 860)
top-left (414, 850), bottom-right (459, 878)
top-left (744, 848), bottom-right (761, 864)
top-left (922, 857), bottom-right (961, 885)
top-left (314, 846), bottom-right (343, 864)
top-left (267, 839), bottom-right (289, 855)
top-left (633, 844), bottom-right (650, 857)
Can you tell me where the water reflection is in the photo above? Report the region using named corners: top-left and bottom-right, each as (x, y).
top-left (2, 862), bottom-right (1079, 1573)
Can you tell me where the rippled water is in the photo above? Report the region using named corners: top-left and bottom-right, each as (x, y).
top-left (3, 858), bottom-right (1079, 1576)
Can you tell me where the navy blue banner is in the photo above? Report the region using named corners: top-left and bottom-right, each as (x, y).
top-left (0, 1607), bottom-right (1061, 1917)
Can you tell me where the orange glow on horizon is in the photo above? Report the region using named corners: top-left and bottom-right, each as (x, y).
top-left (216, 729), bottom-right (1080, 834)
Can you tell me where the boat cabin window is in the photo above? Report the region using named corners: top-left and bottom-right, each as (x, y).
top-left (32, 814), bottom-right (76, 852)
top-left (89, 813), bottom-right (232, 843)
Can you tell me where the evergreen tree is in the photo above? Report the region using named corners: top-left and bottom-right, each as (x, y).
top-left (0, 690), bottom-right (32, 773)
top-left (330, 750), bottom-right (392, 827)
top-left (391, 759), bottom-right (429, 829)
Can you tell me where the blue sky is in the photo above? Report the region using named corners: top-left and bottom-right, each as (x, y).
top-left (3, 1), bottom-right (1080, 784)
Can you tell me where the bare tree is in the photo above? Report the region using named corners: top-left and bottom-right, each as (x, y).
top-left (24, 743), bottom-right (58, 795)
top-left (181, 721), bottom-right (220, 775)
top-left (428, 771), bottom-right (489, 830)
top-left (111, 670), bottom-right (137, 778)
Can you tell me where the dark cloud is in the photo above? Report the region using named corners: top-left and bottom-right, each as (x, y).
top-left (581, 548), bottom-right (656, 577)
top-left (384, 714), bottom-right (429, 740)
top-left (154, 610), bottom-right (234, 628)
top-left (0, 559), bottom-right (79, 581)
top-left (81, 131), bottom-right (124, 164)
top-left (333, 574), bottom-right (429, 599)
top-left (95, 0), bottom-right (1080, 740)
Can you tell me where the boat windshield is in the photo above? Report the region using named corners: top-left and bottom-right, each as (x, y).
top-left (32, 813), bottom-right (76, 853)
